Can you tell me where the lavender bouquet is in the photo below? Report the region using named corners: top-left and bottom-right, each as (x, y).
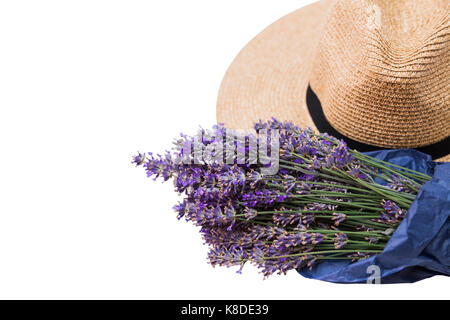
top-left (133, 119), bottom-right (432, 278)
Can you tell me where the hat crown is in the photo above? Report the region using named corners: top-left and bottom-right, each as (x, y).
top-left (310, 0), bottom-right (449, 148)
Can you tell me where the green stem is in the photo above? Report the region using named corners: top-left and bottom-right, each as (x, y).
top-left (265, 249), bottom-right (383, 259)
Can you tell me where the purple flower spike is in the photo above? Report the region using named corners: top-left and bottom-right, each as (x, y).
top-left (132, 152), bottom-right (146, 166)
top-left (325, 142), bottom-right (353, 169)
top-left (334, 233), bottom-right (348, 249)
top-left (244, 208), bottom-right (258, 220)
top-left (134, 118), bottom-right (421, 278)
top-left (380, 200), bottom-right (407, 224)
top-left (332, 213), bottom-right (347, 226)
top-left (302, 212), bottom-right (315, 226)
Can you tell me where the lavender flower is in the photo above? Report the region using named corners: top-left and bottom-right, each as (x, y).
top-left (379, 200), bottom-right (407, 224)
top-left (242, 190), bottom-right (288, 207)
top-left (273, 208), bottom-right (303, 226)
top-left (132, 152), bottom-right (146, 166)
top-left (348, 165), bottom-right (367, 179)
top-left (334, 233), bottom-right (348, 249)
top-left (325, 141), bottom-right (353, 169)
top-left (389, 175), bottom-right (416, 193)
top-left (332, 213), bottom-right (347, 226)
top-left (243, 207), bottom-right (258, 220)
top-left (134, 118), bottom-right (427, 278)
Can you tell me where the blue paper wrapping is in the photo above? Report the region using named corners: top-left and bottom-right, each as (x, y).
top-left (298, 149), bottom-right (450, 283)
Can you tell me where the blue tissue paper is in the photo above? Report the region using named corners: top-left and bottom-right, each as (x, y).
top-left (299, 149), bottom-right (450, 283)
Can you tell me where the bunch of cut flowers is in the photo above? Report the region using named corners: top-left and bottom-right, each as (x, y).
top-left (133, 119), bottom-right (431, 278)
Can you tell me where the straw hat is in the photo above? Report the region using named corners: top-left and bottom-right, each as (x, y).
top-left (217, 0), bottom-right (449, 161)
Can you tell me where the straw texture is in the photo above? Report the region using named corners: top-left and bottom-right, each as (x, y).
top-left (217, 0), bottom-right (449, 161)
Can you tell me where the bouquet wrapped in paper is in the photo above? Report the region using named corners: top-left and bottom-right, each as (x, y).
top-left (134, 119), bottom-right (449, 283)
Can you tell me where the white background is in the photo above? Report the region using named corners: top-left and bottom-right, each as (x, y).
top-left (0, 0), bottom-right (448, 299)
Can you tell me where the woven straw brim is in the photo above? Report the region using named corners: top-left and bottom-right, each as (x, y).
top-left (216, 0), bottom-right (449, 162)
